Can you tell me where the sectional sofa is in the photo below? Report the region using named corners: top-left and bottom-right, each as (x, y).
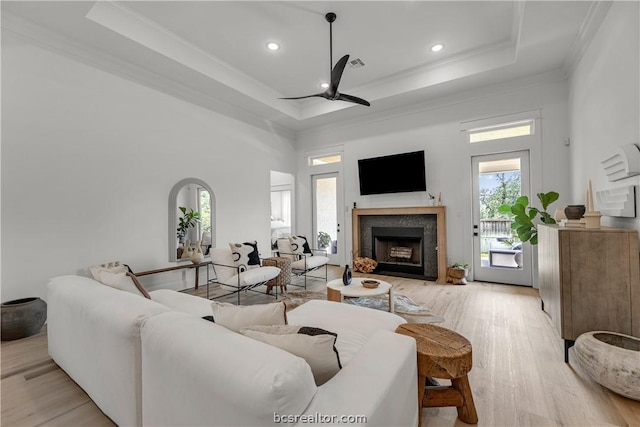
top-left (47, 275), bottom-right (418, 426)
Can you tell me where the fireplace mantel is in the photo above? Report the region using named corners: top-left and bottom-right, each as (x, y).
top-left (352, 206), bottom-right (447, 283)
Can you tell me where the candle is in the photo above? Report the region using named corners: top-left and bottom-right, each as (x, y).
top-left (586, 189), bottom-right (590, 212)
top-left (588, 180), bottom-right (594, 212)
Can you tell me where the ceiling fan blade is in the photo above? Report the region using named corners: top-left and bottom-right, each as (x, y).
top-left (337, 93), bottom-right (371, 107)
top-left (279, 93), bottom-right (327, 100)
top-left (330, 55), bottom-right (350, 93)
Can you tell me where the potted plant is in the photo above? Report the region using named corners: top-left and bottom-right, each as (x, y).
top-left (317, 231), bottom-right (332, 249)
top-left (447, 263), bottom-right (469, 285)
top-left (177, 206), bottom-right (201, 244)
top-left (498, 191), bottom-right (559, 245)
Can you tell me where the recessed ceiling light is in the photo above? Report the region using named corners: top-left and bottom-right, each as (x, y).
top-left (430, 43), bottom-right (444, 53)
top-left (266, 42), bottom-right (280, 51)
top-left (320, 82), bottom-right (329, 89)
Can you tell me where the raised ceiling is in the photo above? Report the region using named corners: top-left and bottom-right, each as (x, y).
top-left (2, 1), bottom-right (603, 133)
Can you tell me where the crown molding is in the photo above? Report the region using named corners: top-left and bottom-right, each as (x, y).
top-left (295, 68), bottom-right (568, 141)
top-left (2, 11), bottom-right (296, 141)
top-left (562, 1), bottom-right (613, 75)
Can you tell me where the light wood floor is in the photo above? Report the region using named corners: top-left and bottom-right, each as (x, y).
top-left (2, 266), bottom-right (639, 426)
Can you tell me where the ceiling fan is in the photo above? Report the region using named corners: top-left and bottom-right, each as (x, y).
top-left (280, 12), bottom-right (370, 107)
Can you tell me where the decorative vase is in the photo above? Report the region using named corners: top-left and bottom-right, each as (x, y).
top-left (181, 240), bottom-right (192, 260)
top-left (554, 208), bottom-right (567, 222)
top-left (190, 240), bottom-right (204, 264)
top-left (342, 265), bottom-right (352, 286)
top-left (1, 297), bottom-right (47, 341)
top-left (564, 205), bottom-right (586, 220)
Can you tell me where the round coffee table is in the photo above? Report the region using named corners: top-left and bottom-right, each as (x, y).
top-left (326, 278), bottom-right (394, 313)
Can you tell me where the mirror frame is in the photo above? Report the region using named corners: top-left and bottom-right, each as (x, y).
top-left (168, 178), bottom-right (216, 262)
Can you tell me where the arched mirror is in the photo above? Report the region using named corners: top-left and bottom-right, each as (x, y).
top-left (169, 178), bottom-right (215, 262)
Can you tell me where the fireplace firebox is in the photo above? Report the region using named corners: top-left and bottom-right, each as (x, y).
top-left (372, 227), bottom-right (424, 276)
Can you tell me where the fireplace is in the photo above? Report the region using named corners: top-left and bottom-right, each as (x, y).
top-left (353, 207), bottom-right (445, 281)
top-left (372, 227), bottom-right (424, 276)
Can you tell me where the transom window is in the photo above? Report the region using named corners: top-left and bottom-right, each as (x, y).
top-left (310, 154), bottom-right (342, 166)
top-left (468, 120), bottom-right (535, 143)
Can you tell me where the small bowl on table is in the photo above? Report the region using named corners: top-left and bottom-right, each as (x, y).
top-left (361, 280), bottom-right (379, 289)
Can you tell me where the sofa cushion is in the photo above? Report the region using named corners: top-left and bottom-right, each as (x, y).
top-left (141, 312), bottom-right (317, 427)
top-left (211, 301), bottom-right (287, 332)
top-left (240, 324), bottom-right (342, 386)
top-left (221, 266), bottom-right (280, 288)
top-left (100, 271), bottom-right (151, 299)
top-left (228, 241), bottom-right (260, 270)
top-left (287, 299), bottom-right (407, 366)
top-left (149, 289), bottom-right (213, 317)
top-left (291, 255), bottom-right (329, 272)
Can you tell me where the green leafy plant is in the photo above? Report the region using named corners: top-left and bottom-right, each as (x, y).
top-left (317, 231), bottom-right (332, 248)
top-left (451, 263), bottom-right (468, 270)
top-left (177, 206), bottom-right (201, 239)
top-left (498, 191), bottom-right (559, 245)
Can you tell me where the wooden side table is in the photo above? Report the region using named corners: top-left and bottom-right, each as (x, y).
top-left (396, 323), bottom-right (478, 426)
top-left (262, 257), bottom-right (291, 296)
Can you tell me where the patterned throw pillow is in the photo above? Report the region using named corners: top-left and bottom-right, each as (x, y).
top-left (240, 324), bottom-right (342, 385)
top-left (288, 236), bottom-right (313, 256)
top-left (229, 241), bottom-right (260, 270)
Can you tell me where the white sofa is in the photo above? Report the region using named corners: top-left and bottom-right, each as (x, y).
top-left (47, 275), bottom-right (418, 427)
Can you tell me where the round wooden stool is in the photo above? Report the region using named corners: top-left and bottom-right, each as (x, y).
top-left (396, 323), bottom-right (478, 426)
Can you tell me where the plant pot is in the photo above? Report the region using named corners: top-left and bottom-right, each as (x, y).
top-left (1, 297), bottom-right (47, 341)
top-left (564, 205), bottom-right (586, 220)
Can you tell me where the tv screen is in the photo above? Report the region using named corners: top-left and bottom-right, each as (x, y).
top-left (358, 151), bottom-right (427, 195)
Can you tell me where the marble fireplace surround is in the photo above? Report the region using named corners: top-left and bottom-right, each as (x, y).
top-left (352, 206), bottom-right (447, 283)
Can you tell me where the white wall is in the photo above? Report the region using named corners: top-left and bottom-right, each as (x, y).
top-left (569, 1), bottom-right (640, 230)
top-left (1, 31), bottom-right (296, 301)
top-left (296, 73), bottom-right (572, 283)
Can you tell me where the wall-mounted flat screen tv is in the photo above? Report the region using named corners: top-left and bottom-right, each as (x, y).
top-left (358, 150), bottom-right (427, 195)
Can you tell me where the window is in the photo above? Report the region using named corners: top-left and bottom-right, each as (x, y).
top-left (468, 120), bottom-right (534, 143)
top-left (198, 187), bottom-right (212, 241)
top-left (310, 154), bottom-right (342, 166)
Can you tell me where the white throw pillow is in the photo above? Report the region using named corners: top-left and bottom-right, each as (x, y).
top-left (240, 325), bottom-right (342, 385)
top-left (228, 241), bottom-right (260, 270)
top-left (99, 271), bottom-right (150, 299)
top-left (288, 236), bottom-right (312, 256)
top-left (210, 301), bottom-right (287, 332)
top-left (89, 261), bottom-right (128, 281)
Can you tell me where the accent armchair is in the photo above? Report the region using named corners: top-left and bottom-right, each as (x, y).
top-left (276, 236), bottom-right (330, 288)
top-left (208, 247), bottom-right (280, 304)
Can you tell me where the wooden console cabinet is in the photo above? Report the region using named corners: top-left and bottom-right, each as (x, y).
top-left (538, 224), bottom-right (640, 362)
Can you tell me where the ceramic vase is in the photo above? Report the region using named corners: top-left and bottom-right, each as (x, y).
top-left (564, 205), bottom-right (586, 220)
top-left (342, 265), bottom-right (352, 286)
top-left (1, 297), bottom-right (47, 341)
top-left (181, 240), bottom-right (193, 260)
top-left (190, 240), bottom-right (204, 264)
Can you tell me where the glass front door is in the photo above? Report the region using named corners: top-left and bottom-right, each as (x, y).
top-left (472, 151), bottom-right (532, 286)
top-left (312, 173), bottom-right (342, 265)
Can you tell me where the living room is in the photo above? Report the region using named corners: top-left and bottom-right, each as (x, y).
top-left (2, 1), bottom-right (639, 426)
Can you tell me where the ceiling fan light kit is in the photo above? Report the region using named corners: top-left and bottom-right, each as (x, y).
top-left (279, 12), bottom-right (370, 107)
